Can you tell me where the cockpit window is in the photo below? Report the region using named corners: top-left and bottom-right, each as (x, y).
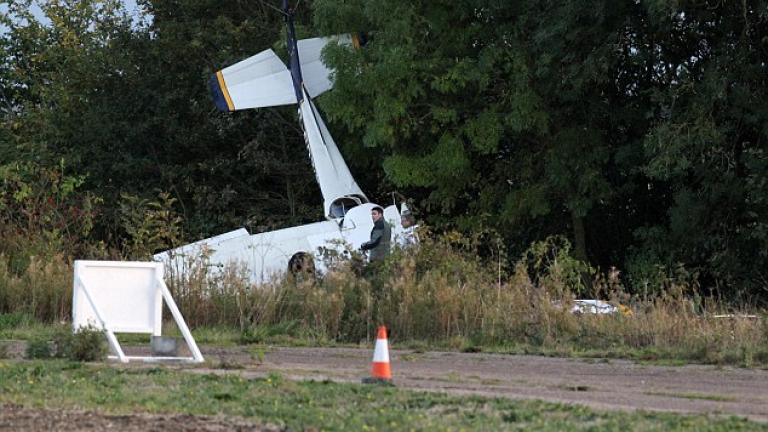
top-left (329, 197), bottom-right (362, 218)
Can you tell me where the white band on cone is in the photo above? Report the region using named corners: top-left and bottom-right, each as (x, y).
top-left (372, 339), bottom-right (389, 362)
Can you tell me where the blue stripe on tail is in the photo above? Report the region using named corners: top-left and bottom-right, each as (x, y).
top-left (209, 74), bottom-right (231, 112)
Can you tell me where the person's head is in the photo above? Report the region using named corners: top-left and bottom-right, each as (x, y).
top-left (371, 206), bottom-right (384, 222)
top-left (401, 212), bottom-right (415, 228)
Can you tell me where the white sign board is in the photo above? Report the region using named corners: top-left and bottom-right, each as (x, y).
top-left (73, 261), bottom-right (162, 334)
top-left (72, 260), bottom-right (203, 363)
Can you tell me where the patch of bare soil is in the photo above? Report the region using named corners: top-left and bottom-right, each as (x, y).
top-left (0, 404), bottom-right (282, 432)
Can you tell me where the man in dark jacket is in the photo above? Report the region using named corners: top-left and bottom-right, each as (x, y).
top-left (361, 206), bottom-right (391, 262)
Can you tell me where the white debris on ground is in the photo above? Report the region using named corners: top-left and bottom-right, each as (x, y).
top-left (571, 299), bottom-right (619, 315)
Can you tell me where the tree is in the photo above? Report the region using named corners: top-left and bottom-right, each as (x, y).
top-left (312, 0), bottom-right (768, 297)
top-left (313, 1), bottom-right (629, 261)
top-left (1, 0), bottom-right (322, 249)
top-left (635, 1), bottom-right (768, 296)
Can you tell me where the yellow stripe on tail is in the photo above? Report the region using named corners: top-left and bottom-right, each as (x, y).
top-left (216, 71), bottom-right (235, 111)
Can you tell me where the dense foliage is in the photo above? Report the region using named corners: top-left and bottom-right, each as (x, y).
top-left (1, 0), bottom-right (766, 299)
top-left (0, 0), bottom-right (320, 248)
top-left (314, 0), bottom-right (768, 299)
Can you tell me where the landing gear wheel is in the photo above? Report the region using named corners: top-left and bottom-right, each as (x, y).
top-left (288, 252), bottom-right (316, 282)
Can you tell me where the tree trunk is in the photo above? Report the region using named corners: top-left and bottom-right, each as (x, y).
top-left (571, 211), bottom-right (593, 295)
top-left (571, 211), bottom-right (588, 263)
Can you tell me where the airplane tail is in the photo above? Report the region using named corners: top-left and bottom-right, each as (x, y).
top-left (210, 35), bottom-right (351, 112)
top-left (300, 95), bottom-right (367, 217)
top-left (209, 48), bottom-right (297, 111)
top-left (210, 34), bottom-right (367, 219)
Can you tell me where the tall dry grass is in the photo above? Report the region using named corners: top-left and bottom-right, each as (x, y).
top-left (160, 234), bottom-right (768, 365)
top-left (0, 254), bottom-right (72, 323)
top-left (1, 231), bottom-right (765, 365)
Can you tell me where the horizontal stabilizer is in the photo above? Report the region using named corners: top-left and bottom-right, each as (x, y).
top-left (211, 36), bottom-right (356, 111)
top-left (210, 49), bottom-right (297, 111)
top-left (297, 35), bottom-right (351, 98)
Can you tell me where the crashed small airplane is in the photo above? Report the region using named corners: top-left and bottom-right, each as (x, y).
top-left (154, 1), bottom-right (407, 282)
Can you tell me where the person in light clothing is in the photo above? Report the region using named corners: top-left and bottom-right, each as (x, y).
top-left (398, 209), bottom-right (419, 248)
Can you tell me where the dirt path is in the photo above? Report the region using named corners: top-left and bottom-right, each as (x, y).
top-left (194, 346), bottom-right (768, 421)
top-left (4, 341), bottom-right (768, 424)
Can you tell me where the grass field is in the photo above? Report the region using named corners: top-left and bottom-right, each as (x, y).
top-left (0, 360), bottom-right (765, 431)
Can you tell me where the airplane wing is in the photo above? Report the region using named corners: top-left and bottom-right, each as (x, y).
top-left (210, 48), bottom-right (297, 112)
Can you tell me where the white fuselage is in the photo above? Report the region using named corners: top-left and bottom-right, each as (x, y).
top-left (155, 203), bottom-right (405, 283)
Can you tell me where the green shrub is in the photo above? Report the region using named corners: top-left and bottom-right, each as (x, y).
top-left (25, 336), bottom-right (53, 359)
top-left (25, 326), bottom-right (106, 362)
top-left (0, 162), bottom-right (99, 273)
top-left (239, 325), bottom-right (268, 344)
top-left (118, 191), bottom-right (183, 260)
top-left (54, 325), bottom-right (107, 362)
top-left (69, 328), bottom-right (108, 362)
top-left (0, 312), bottom-right (32, 330)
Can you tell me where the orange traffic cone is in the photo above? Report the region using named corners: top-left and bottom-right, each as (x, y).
top-left (362, 326), bottom-right (393, 385)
